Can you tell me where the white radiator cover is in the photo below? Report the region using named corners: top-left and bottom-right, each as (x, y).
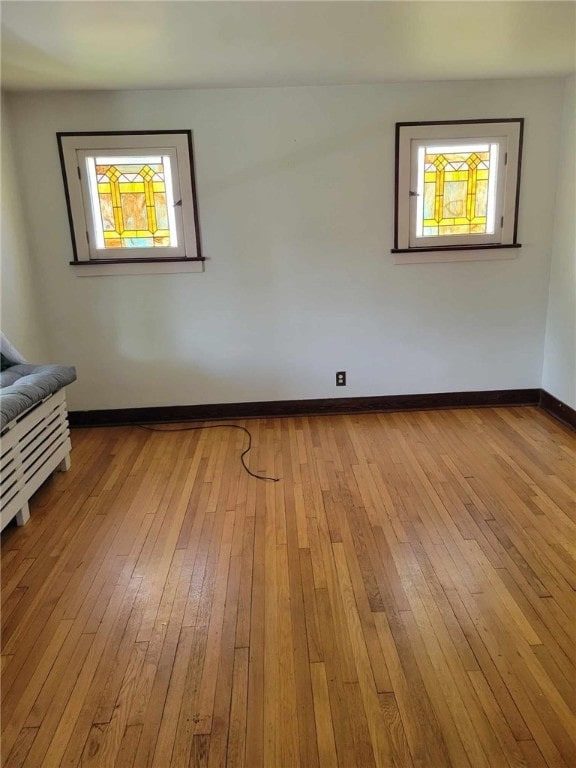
top-left (1, 388), bottom-right (72, 531)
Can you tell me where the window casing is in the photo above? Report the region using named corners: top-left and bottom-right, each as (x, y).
top-left (57, 131), bottom-right (202, 265)
top-left (393, 120), bottom-right (523, 255)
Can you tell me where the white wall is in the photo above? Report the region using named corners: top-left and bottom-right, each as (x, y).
top-left (6, 79), bottom-right (565, 411)
top-left (543, 76), bottom-right (576, 409)
top-left (1, 94), bottom-right (47, 361)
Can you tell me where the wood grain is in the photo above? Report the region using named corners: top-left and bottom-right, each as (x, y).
top-left (1, 407), bottom-right (574, 767)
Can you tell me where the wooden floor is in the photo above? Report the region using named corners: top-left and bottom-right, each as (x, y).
top-left (1, 406), bottom-right (575, 768)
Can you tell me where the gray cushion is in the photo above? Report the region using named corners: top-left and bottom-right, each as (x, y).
top-left (0, 364), bottom-right (77, 431)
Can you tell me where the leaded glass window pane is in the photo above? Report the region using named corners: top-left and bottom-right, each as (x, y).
top-left (85, 155), bottom-right (178, 249)
top-left (415, 143), bottom-right (499, 239)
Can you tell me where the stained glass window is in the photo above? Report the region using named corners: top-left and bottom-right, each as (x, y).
top-left (415, 143), bottom-right (498, 238)
top-left (85, 155), bottom-right (178, 249)
top-left (58, 131), bottom-right (201, 266)
top-left (393, 120), bottom-right (523, 256)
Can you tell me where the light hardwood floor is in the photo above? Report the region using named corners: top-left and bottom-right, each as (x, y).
top-left (1, 406), bottom-right (575, 768)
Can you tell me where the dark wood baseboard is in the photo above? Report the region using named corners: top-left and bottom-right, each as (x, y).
top-left (539, 390), bottom-right (576, 429)
top-left (69, 388), bottom-right (541, 428)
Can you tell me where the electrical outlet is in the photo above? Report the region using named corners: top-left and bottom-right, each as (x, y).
top-left (336, 371), bottom-right (346, 386)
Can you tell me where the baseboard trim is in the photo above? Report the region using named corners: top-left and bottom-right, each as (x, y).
top-left (539, 390), bottom-right (576, 429)
top-left (69, 388), bottom-right (541, 428)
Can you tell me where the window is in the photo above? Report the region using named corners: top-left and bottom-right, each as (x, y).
top-left (393, 120), bottom-right (523, 258)
top-left (57, 131), bottom-right (202, 271)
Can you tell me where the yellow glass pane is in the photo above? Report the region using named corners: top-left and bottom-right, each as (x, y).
top-left (444, 171), bottom-right (469, 182)
top-left (120, 229), bottom-right (170, 238)
top-left (117, 182), bottom-right (145, 193)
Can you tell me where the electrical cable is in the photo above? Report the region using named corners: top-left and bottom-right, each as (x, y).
top-left (137, 423), bottom-right (280, 482)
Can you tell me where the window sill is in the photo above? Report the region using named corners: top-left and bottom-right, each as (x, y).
top-left (392, 243), bottom-right (522, 264)
top-left (70, 258), bottom-right (205, 276)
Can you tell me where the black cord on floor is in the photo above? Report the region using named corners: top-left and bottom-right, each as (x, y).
top-left (137, 423), bottom-right (280, 482)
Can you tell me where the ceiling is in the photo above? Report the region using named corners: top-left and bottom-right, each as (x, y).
top-left (1, 1), bottom-right (575, 92)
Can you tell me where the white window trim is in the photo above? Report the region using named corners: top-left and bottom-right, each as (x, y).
top-left (58, 131), bottom-right (203, 269)
top-left (71, 260), bottom-right (204, 277)
top-left (78, 147), bottom-right (183, 259)
top-left (393, 120), bottom-right (523, 262)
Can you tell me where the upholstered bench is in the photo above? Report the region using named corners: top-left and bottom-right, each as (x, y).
top-left (0, 336), bottom-right (76, 531)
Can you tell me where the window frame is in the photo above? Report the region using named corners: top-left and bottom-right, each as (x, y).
top-left (57, 130), bottom-right (203, 266)
top-left (393, 119), bottom-right (524, 256)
